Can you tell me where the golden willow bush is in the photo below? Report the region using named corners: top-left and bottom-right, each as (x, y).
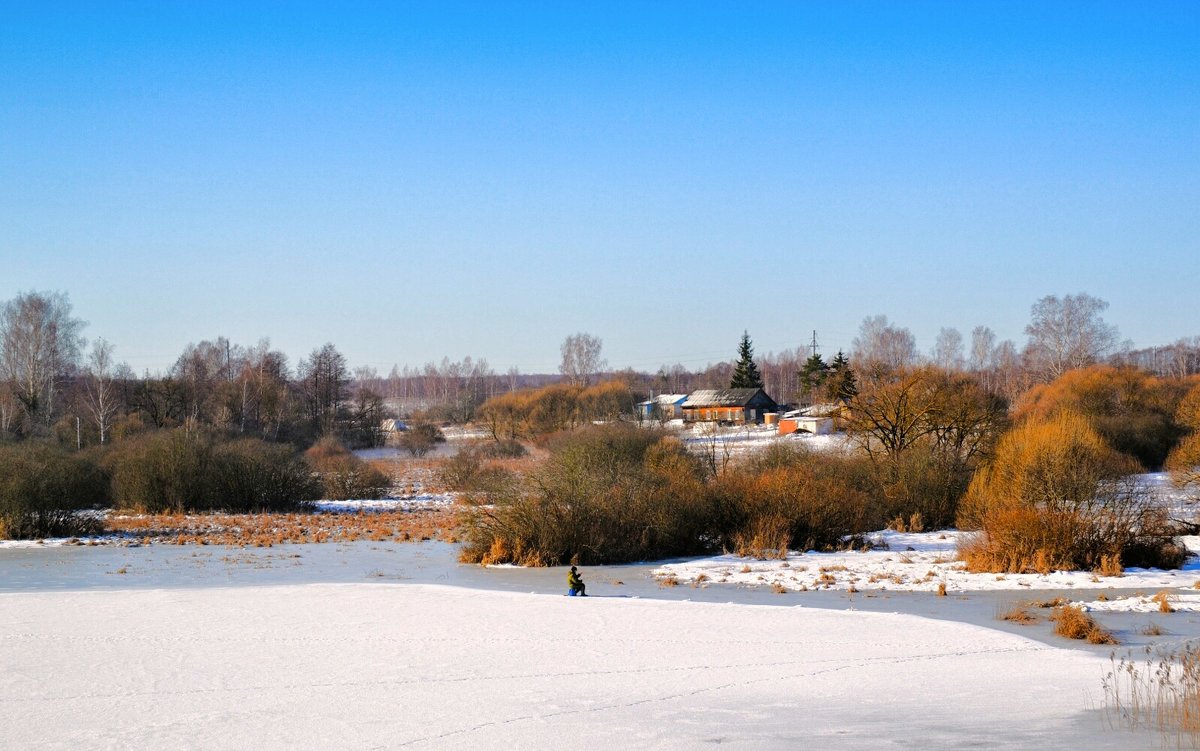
top-left (0, 443), bottom-right (109, 539)
top-left (1167, 381), bottom-right (1200, 500)
top-left (458, 426), bottom-right (875, 566)
top-left (958, 411), bottom-right (1185, 574)
top-left (1015, 366), bottom-right (1192, 468)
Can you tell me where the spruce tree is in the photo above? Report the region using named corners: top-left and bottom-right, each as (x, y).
top-left (798, 353), bottom-right (828, 404)
top-left (730, 331), bottom-right (764, 389)
top-left (825, 350), bottom-right (858, 401)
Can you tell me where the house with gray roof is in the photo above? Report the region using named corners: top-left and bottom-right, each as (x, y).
top-left (681, 388), bottom-right (778, 425)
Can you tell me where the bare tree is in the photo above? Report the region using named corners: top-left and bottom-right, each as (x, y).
top-left (559, 332), bottom-right (606, 386)
top-left (852, 315), bottom-right (918, 374)
top-left (0, 291), bottom-right (85, 428)
top-left (1023, 293), bottom-right (1120, 380)
top-left (83, 338), bottom-right (120, 444)
top-left (969, 326), bottom-right (996, 373)
top-left (931, 327), bottom-right (964, 372)
top-left (298, 343), bottom-right (349, 436)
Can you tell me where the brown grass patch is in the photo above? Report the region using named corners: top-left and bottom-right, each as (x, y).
top-left (104, 506), bottom-right (458, 547)
top-left (1000, 606), bottom-right (1038, 624)
top-left (1051, 604), bottom-right (1118, 644)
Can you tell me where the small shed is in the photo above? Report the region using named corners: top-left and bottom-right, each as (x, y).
top-left (681, 388), bottom-right (778, 425)
top-left (778, 415), bottom-right (835, 436)
top-left (636, 394), bottom-right (689, 421)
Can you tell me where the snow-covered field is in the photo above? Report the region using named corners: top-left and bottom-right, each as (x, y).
top-left (679, 423), bottom-right (852, 457)
top-left (654, 530), bottom-right (1200, 594)
top-left (0, 582), bottom-right (1137, 750)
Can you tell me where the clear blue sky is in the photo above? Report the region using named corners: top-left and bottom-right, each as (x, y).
top-left (2, 2), bottom-right (1197, 375)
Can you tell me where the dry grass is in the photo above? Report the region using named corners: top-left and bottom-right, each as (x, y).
top-left (1154, 591), bottom-right (1177, 614)
top-left (1105, 644), bottom-right (1200, 746)
top-left (1031, 596), bottom-right (1069, 609)
top-left (1000, 605), bottom-right (1038, 624)
top-left (103, 506), bottom-right (458, 547)
top-left (771, 582), bottom-right (788, 594)
top-left (660, 574), bottom-right (680, 587)
top-left (1141, 622), bottom-right (1166, 636)
top-left (936, 582), bottom-right (947, 597)
top-left (1051, 604), bottom-right (1118, 644)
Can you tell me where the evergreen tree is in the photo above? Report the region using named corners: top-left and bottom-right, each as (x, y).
top-left (824, 350), bottom-right (858, 401)
top-left (798, 353), bottom-right (828, 404)
top-left (729, 331), bottom-right (764, 389)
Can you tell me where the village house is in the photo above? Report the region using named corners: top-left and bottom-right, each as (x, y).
top-left (680, 388), bottom-right (778, 425)
top-left (636, 394), bottom-right (689, 421)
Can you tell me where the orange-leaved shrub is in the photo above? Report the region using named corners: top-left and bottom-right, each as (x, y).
top-left (958, 411), bottom-right (1183, 573)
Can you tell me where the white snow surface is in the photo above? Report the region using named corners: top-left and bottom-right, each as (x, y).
top-left (0, 583), bottom-right (1115, 750)
top-left (655, 530), bottom-right (1200, 593)
top-left (311, 495), bottom-right (452, 512)
top-left (1079, 592), bottom-right (1200, 614)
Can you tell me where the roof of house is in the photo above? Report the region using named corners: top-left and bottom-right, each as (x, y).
top-left (682, 388), bottom-right (776, 408)
top-left (637, 394), bottom-right (689, 407)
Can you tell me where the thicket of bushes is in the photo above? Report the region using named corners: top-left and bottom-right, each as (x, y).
top-left (458, 425), bottom-right (882, 566)
top-left (957, 411), bottom-right (1185, 573)
top-left (0, 443), bottom-right (109, 538)
top-left (476, 381), bottom-right (635, 441)
top-left (108, 430), bottom-right (320, 513)
top-left (1167, 381), bottom-right (1200, 498)
top-left (304, 437), bottom-right (390, 500)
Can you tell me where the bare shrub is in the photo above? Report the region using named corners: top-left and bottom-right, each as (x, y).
top-left (0, 443), bottom-right (108, 538)
top-left (459, 425), bottom-right (716, 566)
top-left (715, 449), bottom-right (873, 556)
top-left (397, 422), bottom-right (445, 457)
top-left (438, 447), bottom-right (515, 495)
top-left (304, 437), bottom-right (388, 500)
top-left (108, 431), bottom-right (318, 513)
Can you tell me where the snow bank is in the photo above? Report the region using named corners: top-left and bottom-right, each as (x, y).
top-left (0, 583), bottom-right (1122, 749)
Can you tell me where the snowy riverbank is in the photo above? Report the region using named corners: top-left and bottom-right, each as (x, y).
top-left (0, 582), bottom-right (1148, 750)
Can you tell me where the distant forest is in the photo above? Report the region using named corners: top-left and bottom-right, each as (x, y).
top-left (1, 289), bottom-right (1198, 450)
